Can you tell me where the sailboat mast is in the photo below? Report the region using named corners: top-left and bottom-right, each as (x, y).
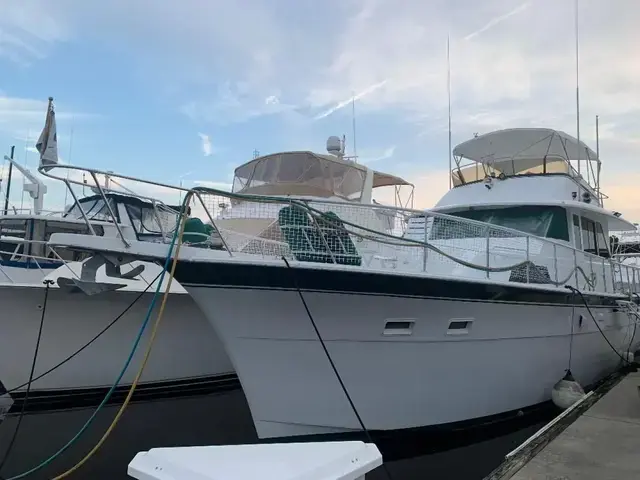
top-left (447, 35), bottom-right (452, 190)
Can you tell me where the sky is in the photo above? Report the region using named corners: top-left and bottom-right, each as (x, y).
top-left (0, 0), bottom-right (639, 218)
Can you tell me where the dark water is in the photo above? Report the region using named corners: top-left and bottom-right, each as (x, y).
top-left (0, 390), bottom-right (548, 480)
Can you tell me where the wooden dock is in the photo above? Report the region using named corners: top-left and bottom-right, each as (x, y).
top-left (486, 368), bottom-right (640, 480)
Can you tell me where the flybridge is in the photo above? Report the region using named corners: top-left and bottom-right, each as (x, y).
top-left (449, 128), bottom-right (605, 207)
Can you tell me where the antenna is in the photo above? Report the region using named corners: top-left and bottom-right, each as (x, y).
top-left (595, 115), bottom-right (602, 204)
top-left (3, 146), bottom-right (15, 215)
top-left (253, 149), bottom-right (260, 159)
top-left (64, 116), bottom-right (75, 208)
top-left (574, 0), bottom-right (581, 177)
top-left (447, 35), bottom-right (453, 190)
top-left (351, 93), bottom-right (358, 162)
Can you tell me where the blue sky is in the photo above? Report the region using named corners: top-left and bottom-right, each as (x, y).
top-left (1, 0), bottom-right (639, 216)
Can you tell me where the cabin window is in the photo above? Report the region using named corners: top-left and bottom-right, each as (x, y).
top-left (595, 222), bottom-right (610, 258)
top-left (575, 216), bottom-right (611, 258)
top-left (125, 204), bottom-right (180, 237)
top-left (0, 219), bottom-right (29, 262)
top-left (580, 216), bottom-right (597, 254)
top-left (64, 197), bottom-right (119, 223)
top-left (431, 206), bottom-right (569, 241)
top-left (572, 215), bottom-right (582, 250)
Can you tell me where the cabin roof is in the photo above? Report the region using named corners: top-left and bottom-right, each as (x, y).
top-left (234, 151), bottom-right (412, 189)
top-left (453, 128), bottom-right (599, 167)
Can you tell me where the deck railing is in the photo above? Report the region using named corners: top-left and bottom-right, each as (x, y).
top-left (0, 239), bottom-right (80, 284)
top-left (37, 164), bottom-right (640, 298)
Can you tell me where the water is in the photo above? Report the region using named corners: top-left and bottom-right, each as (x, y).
top-left (0, 390), bottom-right (549, 479)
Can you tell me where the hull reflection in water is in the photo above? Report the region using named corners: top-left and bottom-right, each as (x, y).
top-left (0, 390), bottom-right (553, 480)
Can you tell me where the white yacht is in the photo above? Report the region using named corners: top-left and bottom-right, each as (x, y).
top-left (0, 159), bottom-right (235, 411)
top-left (610, 223), bottom-right (640, 267)
top-left (46, 128), bottom-right (640, 441)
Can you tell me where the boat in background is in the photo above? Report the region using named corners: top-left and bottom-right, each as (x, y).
top-left (610, 223), bottom-right (640, 268)
top-left (0, 154), bottom-right (235, 410)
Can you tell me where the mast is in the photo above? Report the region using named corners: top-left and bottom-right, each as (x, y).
top-left (447, 35), bottom-right (453, 190)
top-left (351, 94), bottom-right (358, 162)
top-left (595, 115), bottom-right (602, 204)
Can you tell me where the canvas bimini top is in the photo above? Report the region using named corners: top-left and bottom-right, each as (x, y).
top-left (451, 128), bottom-right (600, 191)
top-left (231, 146), bottom-right (413, 204)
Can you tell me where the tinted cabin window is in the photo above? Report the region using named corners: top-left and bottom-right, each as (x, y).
top-left (580, 216), bottom-right (597, 254)
top-left (595, 222), bottom-right (610, 258)
top-left (577, 216), bottom-right (610, 258)
top-left (432, 206), bottom-right (569, 241)
top-left (0, 219), bottom-right (28, 261)
top-left (572, 215), bottom-right (582, 249)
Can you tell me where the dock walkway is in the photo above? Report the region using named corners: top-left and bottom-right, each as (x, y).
top-left (490, 370), bottom-right (640, 480)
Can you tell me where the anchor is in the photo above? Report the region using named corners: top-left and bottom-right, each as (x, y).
top-left (57, 253), bottom-right (146, 296)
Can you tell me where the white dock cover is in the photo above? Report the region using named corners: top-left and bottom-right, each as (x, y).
top-left (128, 441), bottom-right (382, 480)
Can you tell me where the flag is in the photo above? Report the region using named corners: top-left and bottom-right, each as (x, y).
top-left (36, 97), bottom-right (59, 172)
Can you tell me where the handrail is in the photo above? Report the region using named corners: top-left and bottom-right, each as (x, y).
top-left (0, 208), bottom-right (66, 216)
top-left (0, 238), bottom-right (81, 283)
top-left (36, 163), bottom-right (640, 297)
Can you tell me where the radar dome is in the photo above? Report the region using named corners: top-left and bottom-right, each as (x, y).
top-left (326, 136), bottom-right (343, 156)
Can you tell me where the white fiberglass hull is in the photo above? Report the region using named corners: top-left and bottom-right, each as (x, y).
top-left (177, 261), bottom-right (639, 440)
top-left (0, 284), bottom-right (234, 399)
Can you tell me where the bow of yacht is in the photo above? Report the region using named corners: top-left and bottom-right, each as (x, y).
top-left (44, 128), bottom-right (640, 441)
top-left (0, 160), bottom-right (234, 407)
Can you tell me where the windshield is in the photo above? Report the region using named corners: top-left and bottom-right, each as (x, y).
top-left (452, 159), bottom-right (572, 187)
top-left (64, 197), bottom-right (118, 222)
top-left (233, 152), bottom-right (367, 200)
top-left (126, 203), bottom-right (180, 236)
top-left (64, 195), bottom-right (182, 237)
top-left (431, 206), bottom-right (569, 241)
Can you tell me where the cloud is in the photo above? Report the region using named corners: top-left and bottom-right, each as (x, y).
top-left (313, 80), bottom-right (388, 120)
top-left (2, 0), bottom-right (639, 220)
top-left (198, 132), bottom-right (213, 156)
top-left (4, 1), bottom-right (639, 131)
top-left (0, 1), bottom-right (69, 64)
top-left (601, 173), bottom-right (640, 223)
top-left (464, 2), bottom-right (532, 41)
top-left (0, 96), bottom-right (97, 141)
top-left (180, 83), bottom-right (297, 125)
top-left (359, 145), bottom-right (396, 164)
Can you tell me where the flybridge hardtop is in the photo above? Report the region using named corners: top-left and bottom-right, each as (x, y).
top-left (454, 128), bottom-right (597, 168)
top-left (450, 128), bottom-right (598, 186)
top-left (431, 128), bottom-right (635, 236)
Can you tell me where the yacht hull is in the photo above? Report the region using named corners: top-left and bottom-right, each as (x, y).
top-left (176, 261), bottom-right (640, 440)
top-left (0, 284), bottom-right (235, 408)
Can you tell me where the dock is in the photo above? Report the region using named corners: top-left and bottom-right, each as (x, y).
top-left (486, 368), bottom-right (640, 480)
